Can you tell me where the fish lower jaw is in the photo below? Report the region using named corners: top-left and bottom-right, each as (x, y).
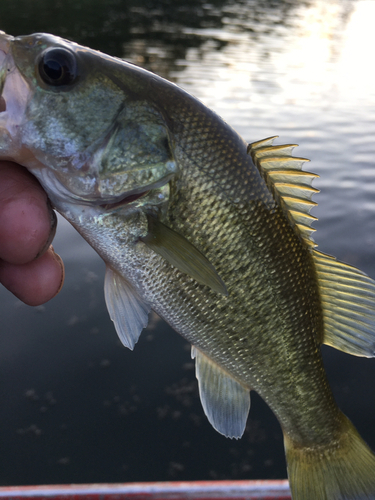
top-left (33, 165), bottom-right (156, 215)
top-left (99, 190), bottom-right (150, 211)
top-left (57, 189), bottom-right (152, 221)
top-left (35, 178), bottom-right (148, 220)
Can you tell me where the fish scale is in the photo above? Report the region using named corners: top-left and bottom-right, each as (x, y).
top-left (159, 120), bottom-right (332, 444)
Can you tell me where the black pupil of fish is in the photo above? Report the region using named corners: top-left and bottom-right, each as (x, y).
top-left (44, 60), bottom-right (63, 80)
top-left (39, 49), bottom-right (76, 86)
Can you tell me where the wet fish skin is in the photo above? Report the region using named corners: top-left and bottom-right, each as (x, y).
top-left (1, 32), bottom-right (375, 499)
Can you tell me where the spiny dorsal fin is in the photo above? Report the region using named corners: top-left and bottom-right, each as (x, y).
top-left (247, 137), bottom-right (319, 248)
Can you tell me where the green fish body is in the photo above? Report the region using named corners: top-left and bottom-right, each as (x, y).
top-left (1, 32), bottom-right (375, 498)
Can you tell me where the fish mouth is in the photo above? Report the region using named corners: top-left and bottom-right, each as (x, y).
top-left (0, 32), bottom-right (29, 159)
top-left (0, 35), bottom-right (10, 153)
top-left (0, 33), bottom-right (12, 102)
top-left (99, 189), bottom-right (150, 210)
top-left (94, 173), bottom-right (172, 211)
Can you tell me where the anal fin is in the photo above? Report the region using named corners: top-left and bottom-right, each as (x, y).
top-left (104, 266), bottom-right (151, 350)
top-left (192, 346), bottom-right (250, 439)
top-left (313, 250), bottom-right (375, 357)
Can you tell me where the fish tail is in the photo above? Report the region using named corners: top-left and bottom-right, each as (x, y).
top-left (284, 414), bottom-right (375, 499)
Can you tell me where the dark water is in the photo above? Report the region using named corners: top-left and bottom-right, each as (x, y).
top-left (1, 0), bottom-right (375, 487)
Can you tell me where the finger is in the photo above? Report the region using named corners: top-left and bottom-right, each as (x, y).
top-left (0, 161), bottom-right (57, 264)
top-left (0, 246), bottom-right (65, 306)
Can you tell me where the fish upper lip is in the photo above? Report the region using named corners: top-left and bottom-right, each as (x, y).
top-left (0, 32), bottom-right (12, 55)
top-left (0, 32), bottom-right (13, 114)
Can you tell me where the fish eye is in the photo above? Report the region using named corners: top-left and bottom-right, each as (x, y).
top-left (38, 47), bottom-right (77, 87)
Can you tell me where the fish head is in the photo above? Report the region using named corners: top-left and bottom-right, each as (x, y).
top-left (0, 31), bottom-right (176, 209)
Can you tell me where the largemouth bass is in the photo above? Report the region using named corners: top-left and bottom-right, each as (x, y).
top-left (1, 31), bottom-right (375, 499)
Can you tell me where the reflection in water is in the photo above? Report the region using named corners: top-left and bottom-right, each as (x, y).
top-left (169, 1), bottom-right (355, 110)
top-left (1, 0), bottom-right (375, 488)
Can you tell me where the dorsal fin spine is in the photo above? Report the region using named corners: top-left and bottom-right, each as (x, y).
top-left (247, 138), bottom-right (319, 248)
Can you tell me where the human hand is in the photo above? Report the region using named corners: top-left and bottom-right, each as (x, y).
top-left (0, 161), bottom-right (64, 306)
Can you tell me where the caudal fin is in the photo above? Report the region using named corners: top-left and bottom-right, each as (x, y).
top-left (284, 414), bottom-right (375, 499)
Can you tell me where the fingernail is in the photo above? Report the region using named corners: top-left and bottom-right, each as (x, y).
top-left (35, 200), bottom-right (57, 260)
top-left (51, 247), bottom-right (65, 297)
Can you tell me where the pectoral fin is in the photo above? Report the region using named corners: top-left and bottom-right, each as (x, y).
top-left (313, 250), bottom-right (375, 357)
top-left (141, 214), bottom-right (227, 295)
top-left (192, 346), bottom-right (250, 438)
top-left (104, 266), bottom-right (151, 350)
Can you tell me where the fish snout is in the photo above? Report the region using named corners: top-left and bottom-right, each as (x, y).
top-left (0, 31), bottom-right (12, 56)
top-left (0, 32), bottom-right (13, 112)
top-left (0, 32), bottom-right (29, 158)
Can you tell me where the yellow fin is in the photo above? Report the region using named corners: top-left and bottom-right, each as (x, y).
top-left (141, 214), bottom-right (227, 295)
top-left (247, 138), bottom-right (319, 248)
top-left (248, 135), bottom-right (279, 150)
top-left (284, 413), bottom-right (375, 500)
top-left (313, 250), bottom-right (375, 357)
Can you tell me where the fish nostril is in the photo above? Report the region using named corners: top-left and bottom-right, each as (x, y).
top-left (0, 95), bottom-right (5, 112)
